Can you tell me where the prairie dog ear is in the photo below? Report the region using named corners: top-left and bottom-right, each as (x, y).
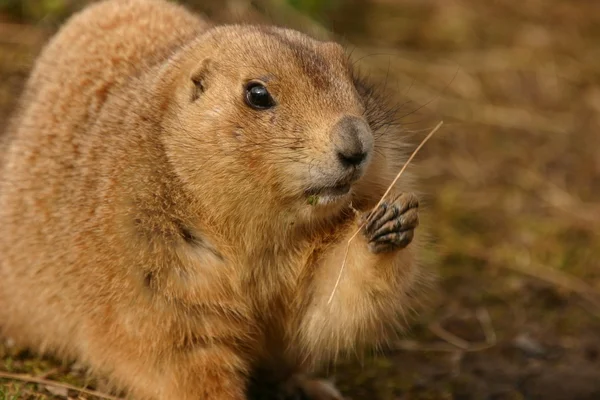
top-left (190, 58), bottom-right (213, 101)
top-left (320, 41), bottom-right (345, 57)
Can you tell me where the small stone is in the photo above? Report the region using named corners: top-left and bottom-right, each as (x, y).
top-left (513, 333), bottom-right (546, 357)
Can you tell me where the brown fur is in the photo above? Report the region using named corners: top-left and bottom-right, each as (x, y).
top-left (0, 0), bottom-right (428, 399)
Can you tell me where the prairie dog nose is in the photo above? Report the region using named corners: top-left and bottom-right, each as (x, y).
top-left (331, 116), bottom-right (373, 168)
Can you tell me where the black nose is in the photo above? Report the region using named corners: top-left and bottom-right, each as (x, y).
top-left (337, 148), bottom-right (367, 167)
top-left (331, 116), bottom-right (373, 169)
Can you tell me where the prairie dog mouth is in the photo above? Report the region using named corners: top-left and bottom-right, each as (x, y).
top-left (305, 184), bottom-right (351, 206)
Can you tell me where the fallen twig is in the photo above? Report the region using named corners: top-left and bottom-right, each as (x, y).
top-left (429, 307), bottom-right (496, 352)
top-left (396, 307), bottom-right (496, 353)
top-left (0, 371), bottom-right (122, 400)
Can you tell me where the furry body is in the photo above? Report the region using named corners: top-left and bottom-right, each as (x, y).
top-left (0, 0), bottom-right (427, 398)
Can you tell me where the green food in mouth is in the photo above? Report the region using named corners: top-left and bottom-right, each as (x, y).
top-left (307, 195), bottom-right (319, 205)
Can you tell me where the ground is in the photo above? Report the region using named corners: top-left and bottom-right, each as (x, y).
top-left (1, 0), bottom-right (599, 399)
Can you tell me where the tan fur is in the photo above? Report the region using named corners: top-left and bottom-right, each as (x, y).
top-left (0, 0), bottom-right (428, 399)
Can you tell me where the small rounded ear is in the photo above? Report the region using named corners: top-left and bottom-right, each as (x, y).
top-left (321, 41), bottom-right (352, 74)
top-left (190, 58), bottom-right (213, 101)
top-left (320, 41), bottom-right (345, 55)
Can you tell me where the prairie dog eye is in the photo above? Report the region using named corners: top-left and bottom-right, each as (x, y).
top-left (244, 81), bottom-right (275, 110)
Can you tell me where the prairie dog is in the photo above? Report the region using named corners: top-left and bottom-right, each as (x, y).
top-left (0, 0), bottom-right (427, 399)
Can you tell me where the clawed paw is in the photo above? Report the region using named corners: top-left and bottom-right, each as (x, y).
top-left (361, 192), bottom-right (419, 254)
top-left (277, 376), bottom-right (344, 400)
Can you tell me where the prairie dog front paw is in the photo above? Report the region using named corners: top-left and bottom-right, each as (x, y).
top-left (361, 192), bottom-right (419, 254)
top-left (279, 375), bottom-right (344, 400)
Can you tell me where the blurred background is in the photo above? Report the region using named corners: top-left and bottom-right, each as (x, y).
top-left (1, 0), bottom-right (599, 399)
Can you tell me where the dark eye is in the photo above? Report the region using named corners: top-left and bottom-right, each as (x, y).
top-left (244, 82), bottom-right (275, 110)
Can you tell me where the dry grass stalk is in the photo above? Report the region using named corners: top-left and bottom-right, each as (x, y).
top-left (0, 371), bottom-right (122, 400)
top-left (465, 247), bottom-right (600, 312)
top-left (429, 308), bottom-right (497, 352)
top-left (327, 121), bottom-right (444, 304)
top-left (396, 307), bottom-right (496, 353)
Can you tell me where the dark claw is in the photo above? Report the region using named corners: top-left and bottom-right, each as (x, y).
top-left (365, 203), bottom-right (398, 235)
top-left (368, 230), bottom-right (414, 254)
top-left (362, 203), bottom-right (386, 231)
top-left (277, 388), bottom-right (310, 400)
top-left (362, 192), bottom-right (419, 254)
top-left (370, 217), bottom-right (403, 241)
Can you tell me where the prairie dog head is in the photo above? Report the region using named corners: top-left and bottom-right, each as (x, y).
top-left (164, 25), bottom-right (393, 224)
